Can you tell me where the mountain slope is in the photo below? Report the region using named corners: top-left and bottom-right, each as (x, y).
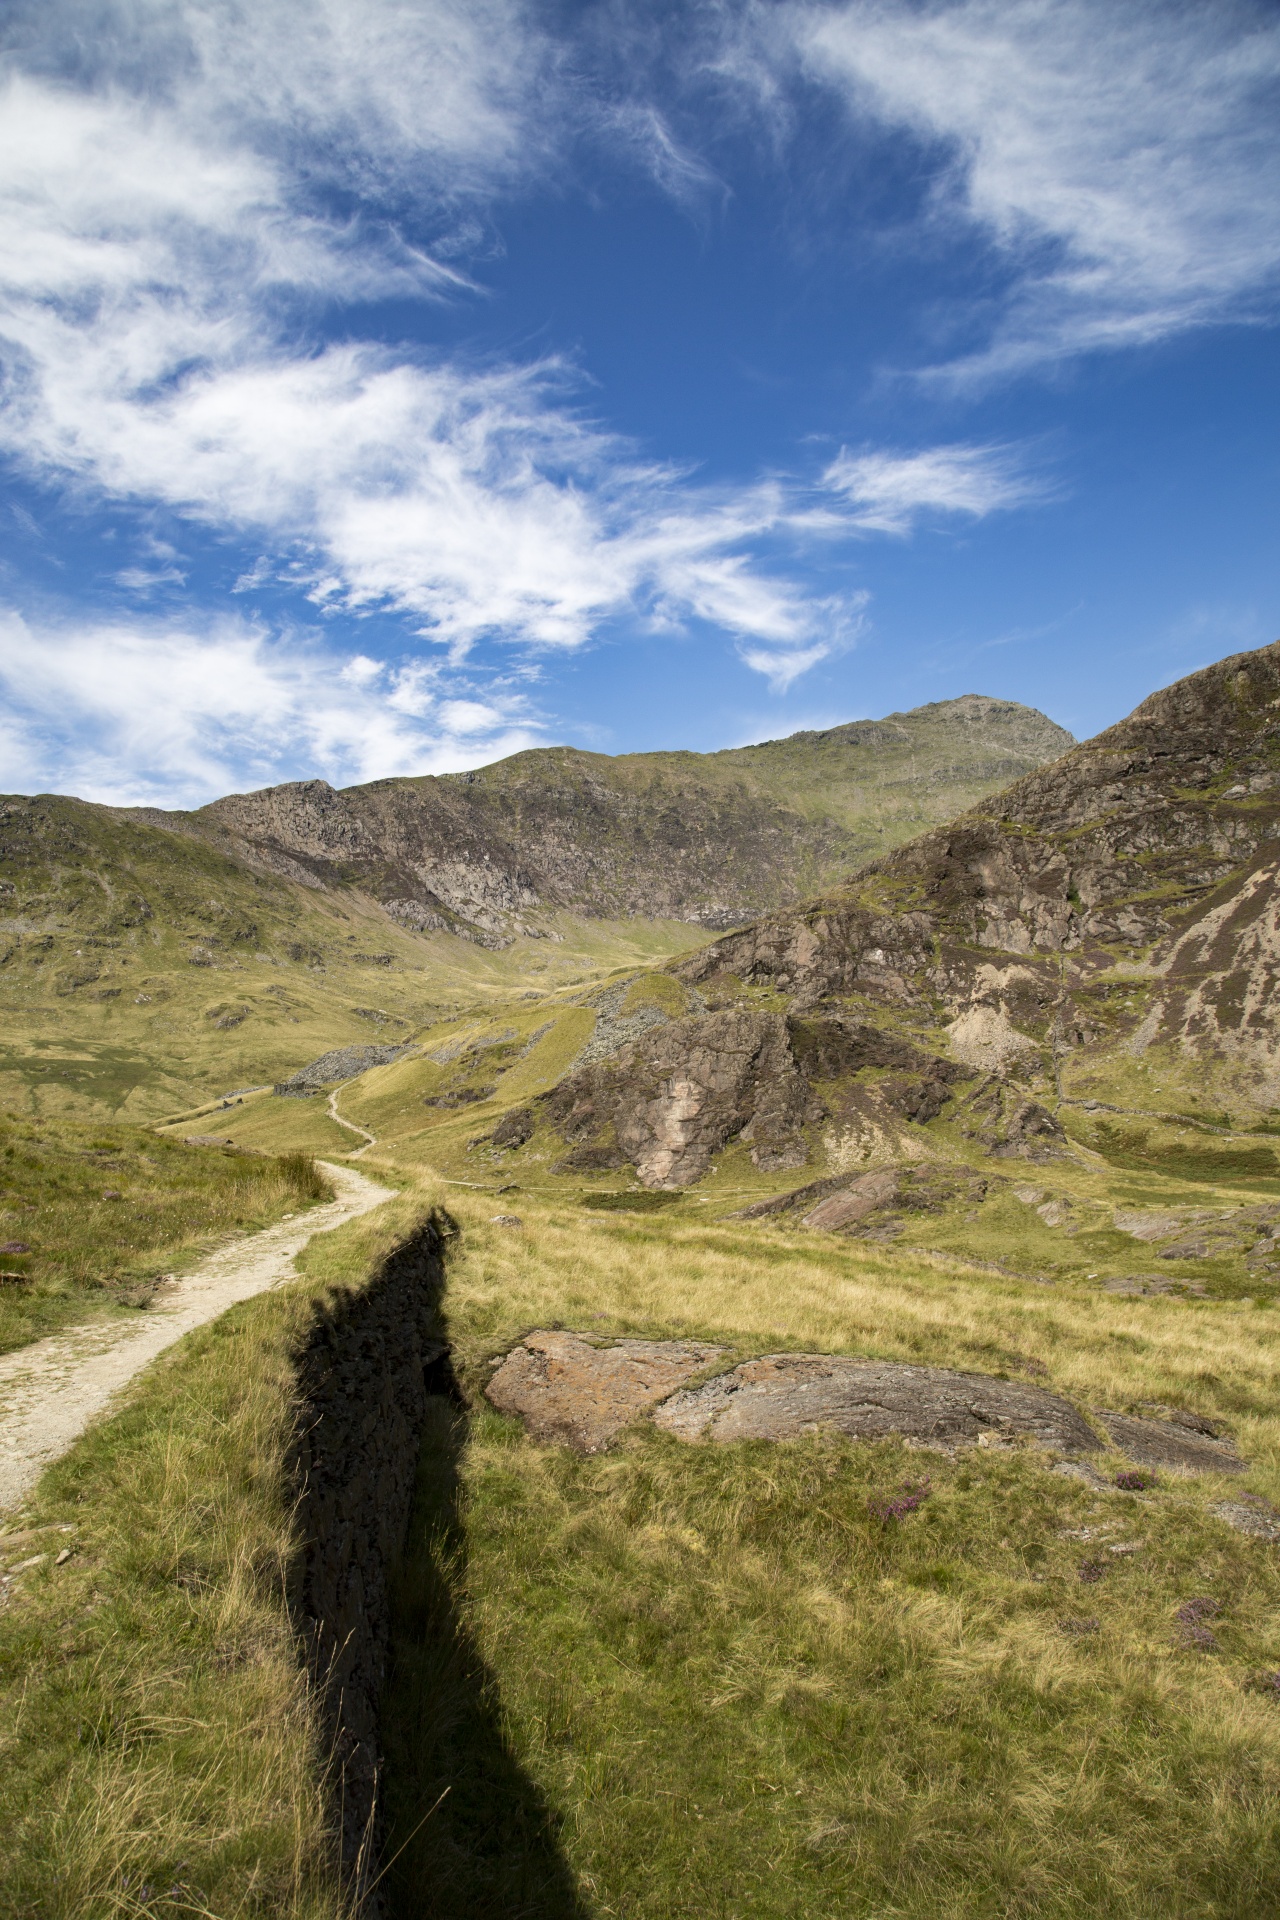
top-left (392, 642), bottom-right (1280, 1214)
top-left (676, 640), bottom-right (1280, 1109)
top-left (168, 695), bottom-right (1073, 941)
top-left (0, 694), bottom-right (1069, 1119)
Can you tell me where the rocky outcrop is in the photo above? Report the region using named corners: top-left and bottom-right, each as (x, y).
top-left (537, 1007), bottom-right (971, 1189)
top-left (731, 1162), bottom-right (992, 1235)
top-left (653, 1354), bottom-right (1101, 1453)
top-left (540, 1008), bottom-right (823, 1186)
top-left (485, 1330), bottom-right (723, 1452)
top-left (675, 643), bottom-right (1280, 1100)
top-left (273, 1041), bottom-right (412, 1096)
top-left (1093, 1410), bottom-right (1244, 1476)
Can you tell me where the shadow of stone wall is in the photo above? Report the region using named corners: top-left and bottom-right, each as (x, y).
top-left (286, 1209), bottom-right (455, 1909)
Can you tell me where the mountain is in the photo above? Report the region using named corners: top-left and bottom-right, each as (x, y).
top-left (0, 694), bottom-right (1070, 1120)
top-left (679, 641), bottom-right (1280, 1103)
top-left (481, 641), bottom-right (1280, 1194)
top-left (139, 694), bottom-right (1074, 942)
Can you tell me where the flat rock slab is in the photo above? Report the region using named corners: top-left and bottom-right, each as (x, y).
top-left (486, 1331), bottom-right (723, 1453)
top-left (1095, 1410), bottom-right (1244, 1475)
top-left (651, 1355), bottom-right (1100, 1455)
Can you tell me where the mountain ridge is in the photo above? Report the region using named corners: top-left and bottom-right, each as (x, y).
top-left (133, 693), bottom-right (1074, 943)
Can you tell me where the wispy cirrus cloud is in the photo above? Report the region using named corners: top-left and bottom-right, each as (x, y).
top-left (0, 610), bottom-right (543, 807)
top-left (823, 442), bottom-right (1044, 533)
top-left (772, 0), bottom-right (1280, 376)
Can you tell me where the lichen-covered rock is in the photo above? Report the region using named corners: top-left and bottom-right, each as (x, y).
top-left (485, 1330), bottom-right (724, 1452)
top-left (652, 1354), bottom-right (1101, 1454)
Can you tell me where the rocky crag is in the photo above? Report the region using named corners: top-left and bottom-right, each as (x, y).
top-left (497, 644), bottom-right (1280, 1191)
top-left (677, 642), bottom-right (1280, 1097)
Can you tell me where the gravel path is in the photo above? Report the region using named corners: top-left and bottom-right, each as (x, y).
top-left (327, 1089), bottom-right (376, 1157)
top-left (0, 1161), bottom-right (395, 1514)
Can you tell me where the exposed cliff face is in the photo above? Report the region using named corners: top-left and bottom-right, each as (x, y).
top-left (128, 695), bottom-right (1072, 946)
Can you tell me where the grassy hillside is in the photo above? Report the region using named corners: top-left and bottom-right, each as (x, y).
top-left (8, 1179), bottom-right (1278, 1916)
top-left (374, 1184), bottom-right (1280, 1919)
top-left (0, 1111), bottom-right (333, 1353)
top-left (0, 794), bottom-right (704, 1123)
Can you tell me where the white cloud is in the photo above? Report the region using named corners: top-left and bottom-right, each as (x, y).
top-left (736, 640), bottom-right (841, 694)
top-left (823, 442), bottom-right (1042, 533)
top-left (0, 43), bottom-right (869, 689)
top-left (0, 609), bottom-right (544, 807)
top-left (783, 0), bottom-right (1280, 374)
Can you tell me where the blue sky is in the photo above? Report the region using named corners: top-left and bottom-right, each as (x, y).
top-left (1, 0), bottom-right (1278, 806)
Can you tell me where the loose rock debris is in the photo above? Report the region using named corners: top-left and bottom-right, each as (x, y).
top-left (485, 1330), bottom-right (724, 1453)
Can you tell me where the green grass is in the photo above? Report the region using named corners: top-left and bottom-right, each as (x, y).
top-left (376, 1187), bottom-right (1280, 1920)
top-left (0, 1185), bottom-right (429, 1920)
top-left (0, 1112), bottom-right (333, 1354)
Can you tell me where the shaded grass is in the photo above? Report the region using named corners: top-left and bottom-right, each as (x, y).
top-left (0, 1112), bottom-right (334, 1354)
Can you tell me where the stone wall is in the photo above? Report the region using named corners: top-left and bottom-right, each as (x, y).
top-left (285, 1211), bottom-right (456, 1907)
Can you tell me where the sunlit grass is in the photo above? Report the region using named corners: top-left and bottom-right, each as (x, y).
top-left (0, 1112), bottom-right (333, 1354)
top-left (382, 1187), bottom-right (1280, 1917)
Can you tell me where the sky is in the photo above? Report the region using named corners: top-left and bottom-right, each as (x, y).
top-left (0, 0), bottom-right (1277, 808)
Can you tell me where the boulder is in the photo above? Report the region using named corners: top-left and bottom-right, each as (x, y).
top-left (485, 1330), bottom-right (724, 1452)
top-left (652, 1353), bottom-right (1101, 1454)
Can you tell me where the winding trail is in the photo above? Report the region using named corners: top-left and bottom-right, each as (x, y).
top-left (0, 1161), bottom-right (395, 1515)
top-left (327, 1090), bottom-right (376, 1158)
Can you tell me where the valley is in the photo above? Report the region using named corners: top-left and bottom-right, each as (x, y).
top-left (5, 657), bottom-right (1280, 1918)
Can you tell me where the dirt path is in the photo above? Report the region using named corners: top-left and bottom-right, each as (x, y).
top-left (327, 1089), bottom-right (376, 1157)
top-left (0, 1161), bottom-right (395, 1514)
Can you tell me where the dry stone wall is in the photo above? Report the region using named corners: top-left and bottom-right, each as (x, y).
top-left (285, 1213), bottom-right (455, 1907)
